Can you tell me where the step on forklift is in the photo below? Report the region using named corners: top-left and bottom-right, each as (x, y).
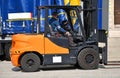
top-left (10, 2), bottom-right (100, 72)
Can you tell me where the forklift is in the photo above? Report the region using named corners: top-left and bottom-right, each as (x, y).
top-left (10, 4), bottom-right (99, 72)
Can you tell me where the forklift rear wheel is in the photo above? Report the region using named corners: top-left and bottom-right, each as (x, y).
top-left (20, 53), bottom-right (40, 72)
top-left (77, 48), bottom-right (99, 69)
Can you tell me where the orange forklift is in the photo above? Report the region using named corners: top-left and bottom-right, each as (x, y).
top-left (10, 5), bottom-right (99, 72)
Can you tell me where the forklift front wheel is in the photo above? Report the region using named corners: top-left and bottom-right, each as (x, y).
top-left (77, 48), bottom-right (99, 69)
top-left (20, 53), bottom-right (41, 72)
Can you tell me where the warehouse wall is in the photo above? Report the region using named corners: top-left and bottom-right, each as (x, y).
top-left (108, 0), bottom-right (120, 61)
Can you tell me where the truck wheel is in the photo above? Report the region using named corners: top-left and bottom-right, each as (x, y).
top-left (20, 53), bottom-right (40, 72)
top-left (77, 48), bottom-right (99, 69)
top-left (5, 43), bottom-right (11, 61)
top-left (1, 35), bottom-right (6, 39)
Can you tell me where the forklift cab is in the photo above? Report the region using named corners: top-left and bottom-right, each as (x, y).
top-left (37, 6), bottom-right (85, 47)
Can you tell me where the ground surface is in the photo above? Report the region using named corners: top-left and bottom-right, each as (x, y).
top-left (0, 61), bottom-right (120, 78)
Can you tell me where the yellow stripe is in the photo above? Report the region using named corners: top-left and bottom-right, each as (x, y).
top-left (58, 12), bottom-right (66, 15)
top-left (48, 16), bottom-right (52, 18)
top-left (6, 18), bottom-right (33, 21)
top-left (64, 0), bottom-right (70, 5)
top-left (32, 18), bottom-right (45, 20)
top-left (64, 0), bottom-right (81, 6)
top-left (70, 0), bottom-right (81, 6)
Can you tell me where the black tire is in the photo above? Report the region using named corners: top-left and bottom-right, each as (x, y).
top-left (1, 35), bottom-right (6, 39)
top-left (5, 43), bottom-right (11, 61)
top-left (20, 53), bottom-right (40, 72)
top-left (77, 48), bottom-right (99, 69)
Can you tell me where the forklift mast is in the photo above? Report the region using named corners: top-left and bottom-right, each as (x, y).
top-left (83, 0), bottom-right (98, 41)
top-left (83, 0), bottom-right (107, 64)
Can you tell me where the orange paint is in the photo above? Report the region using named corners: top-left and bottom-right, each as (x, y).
top-left (44, 37), bottom-right (69, 54)
top-left (10, 34), bottom-right (69, 67)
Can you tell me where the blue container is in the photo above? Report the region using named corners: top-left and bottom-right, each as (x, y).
top-left (1, 0), bottom-right (54, 34)
top-left (98, 0), bottom-right (102, 30)
top-left (37, 0), bottom-right (55, 32)
top-left (48, 0), bottom-right (55, 21)
top-left (38, 0), bottom-right (47, 32)
top-left (1, 0), bottom-right (38, 35)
